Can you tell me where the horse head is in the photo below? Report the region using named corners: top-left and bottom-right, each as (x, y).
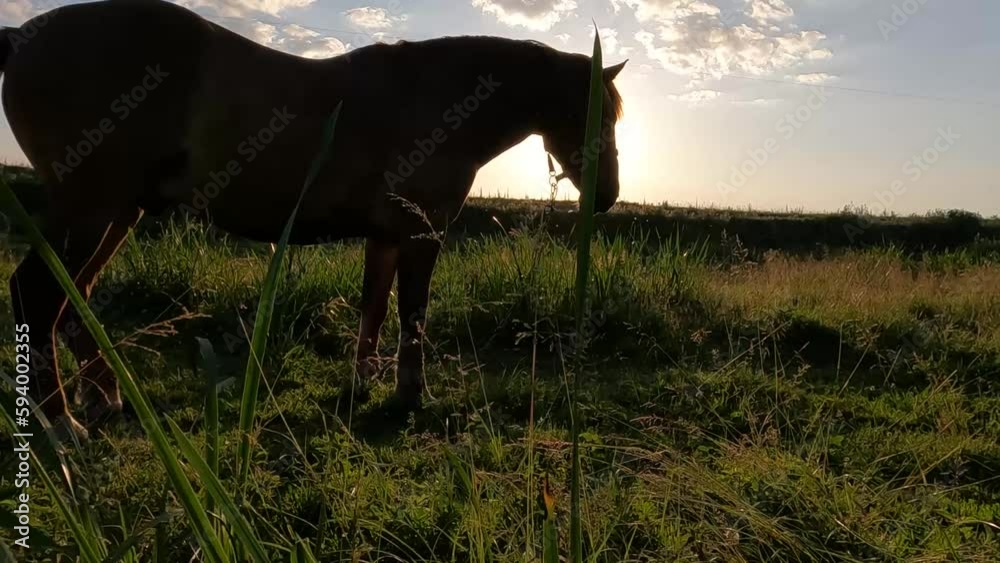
top-left (543, 59), bottom-right (626, 213)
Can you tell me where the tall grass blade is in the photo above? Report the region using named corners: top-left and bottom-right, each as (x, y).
top-left (570, 25), bottom-right (605, 563)
top-left (197, 336), bottom-right (221, 526)
top-left (102, 511), bottom-right (149, 563)
top-left (166, 417), bottom-right (270, 562)
top-left (153, 495), bottom-right (168, 563)
top-left (574, 31), bottom-right (605, 343)
top-left (237, 102), bottom-right (344, 484)
top-left (291, 537), bottom-right (320, 563)
top-left (198, 337), bottom-right (221, 477)
top-left (0, 409), bottom-right (102, 563)
top-left (542, 476), bottom-right (560, 563)
top-left (0, 540), bottom-right (15, 563)
top-left (0, 178), bottom-right (229, 563)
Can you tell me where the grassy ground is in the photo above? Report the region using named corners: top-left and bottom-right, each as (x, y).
top-left (5, 162), bottom-right (1000, 256)
top-left (2, 214), bottom-right (1000, 561)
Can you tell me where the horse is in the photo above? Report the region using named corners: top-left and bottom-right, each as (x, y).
top-left (0, 0), bottom-right (625, 439)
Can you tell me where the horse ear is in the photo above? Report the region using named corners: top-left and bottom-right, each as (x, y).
top-left (603, 60), bottom-right (628, 82)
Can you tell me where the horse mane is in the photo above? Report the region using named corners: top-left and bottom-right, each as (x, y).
top-left (607, 79), bottom-right (624, 120)
top-left (518, 38), bottom-right (625, 119)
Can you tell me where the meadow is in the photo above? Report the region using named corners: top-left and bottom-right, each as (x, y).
top-left (1, 199), bottom-right (999, 561)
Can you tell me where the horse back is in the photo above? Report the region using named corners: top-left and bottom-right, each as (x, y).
top-left (1, 0), bottom-right (211, 191)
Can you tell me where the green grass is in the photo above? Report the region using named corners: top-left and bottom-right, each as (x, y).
top-left (1, 216), bottom-right (999, 561)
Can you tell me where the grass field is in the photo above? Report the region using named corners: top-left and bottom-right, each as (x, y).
top-left (1, 205), bottom-right (999, 561)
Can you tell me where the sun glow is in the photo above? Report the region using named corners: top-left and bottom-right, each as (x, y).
top-left (473, 113), bottom-right (652, 203)
top-left (473, 135), bottom-right (554, 200)
top-left (613, 113), bottom-right (649, 202)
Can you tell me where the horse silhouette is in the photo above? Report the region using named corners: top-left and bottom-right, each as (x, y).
top-left (0, 0), bottom-right (625, 439)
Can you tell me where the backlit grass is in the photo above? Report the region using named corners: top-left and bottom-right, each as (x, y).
top-left (1, 217), bottom-right (999, 561)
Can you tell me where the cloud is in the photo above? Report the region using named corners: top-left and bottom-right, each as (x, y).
top-left (471, 0), bottom-right (577, 31)
top-left (671, 90), bottom-right (783, 108)
top-left (178, 0), bottom-right (315, 18)
top-left (625, 0), bottom-right (832, 82)
top-left (791, 72), bottom-right (837, 84)
top-left (669, 89), bottom-right (722, 106)
top-left (626, 0), bottom-right (721, 22)
top-left (250, 22), bottom-right (349, 58)
top-left (556, 33), bottom-right (572, 43)
top-left (731, 97), bottom-right (781, 107)
top-left (344, 6), bottom-right (406, 30)
top-left (170, 1), bottom-right (348, 59)
top-left (590, 27), bottom-right (620, 55)
top-left (748, 0), bottom-right (793, 24)
top-left (0, 0), bottom-right (40, 21)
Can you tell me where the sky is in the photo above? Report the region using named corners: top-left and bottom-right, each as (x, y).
top-left (1, 0), bottom-right (997, 216)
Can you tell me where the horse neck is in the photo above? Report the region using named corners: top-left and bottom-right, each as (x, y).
top-left (453, 53), bottom-right (557, 168)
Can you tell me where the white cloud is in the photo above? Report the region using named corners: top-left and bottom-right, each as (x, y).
top-left (626, 0), bottom-right (833, 82)
top-left (178, 0), bottom-right (315, 17)
top-left (0, 0), bottom-right (40, 21)
top-left (671, 89), bottom-right (783, 108)
top-left (344, 6), bottom-right (406, 30)
top-left (172, 1), bottom-right (348, 59)
top-left (590, 27), bottom-right (620, 55)
top-left (731, 97), bottom-right (781, 107)
top-left (260, 23), bottom-right (349, 58)
top-left (471, 0), bottom-right (577, 32)
top-left (626, 0), bottom-right (720, 23)
top-left (670, 89), bottom-right (722, 106)
top-left (791, 72), bottom-right (837, 84)
top-left (227, 20), bottom-right (348, 58)
top-left (749, 0), bottom-right (793, 24)
top-left (556, 33), bottom-right (572, 43)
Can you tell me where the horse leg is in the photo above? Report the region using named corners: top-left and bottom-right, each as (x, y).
top-left (61, 208), bottom-right (143, 422)
top-left (9, 210), bottom-right (124, 440)
top-left (355, 238), bottom-right (399, 382)
top-left (395, 237), bottom-right (441, 406)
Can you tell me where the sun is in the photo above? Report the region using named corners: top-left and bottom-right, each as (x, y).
top-left (613, 114), bottom-right (647, 201)
top-left (472, 82), bottom-right (652, 203)
top-left (473, 135), bottom-right (553, 201)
